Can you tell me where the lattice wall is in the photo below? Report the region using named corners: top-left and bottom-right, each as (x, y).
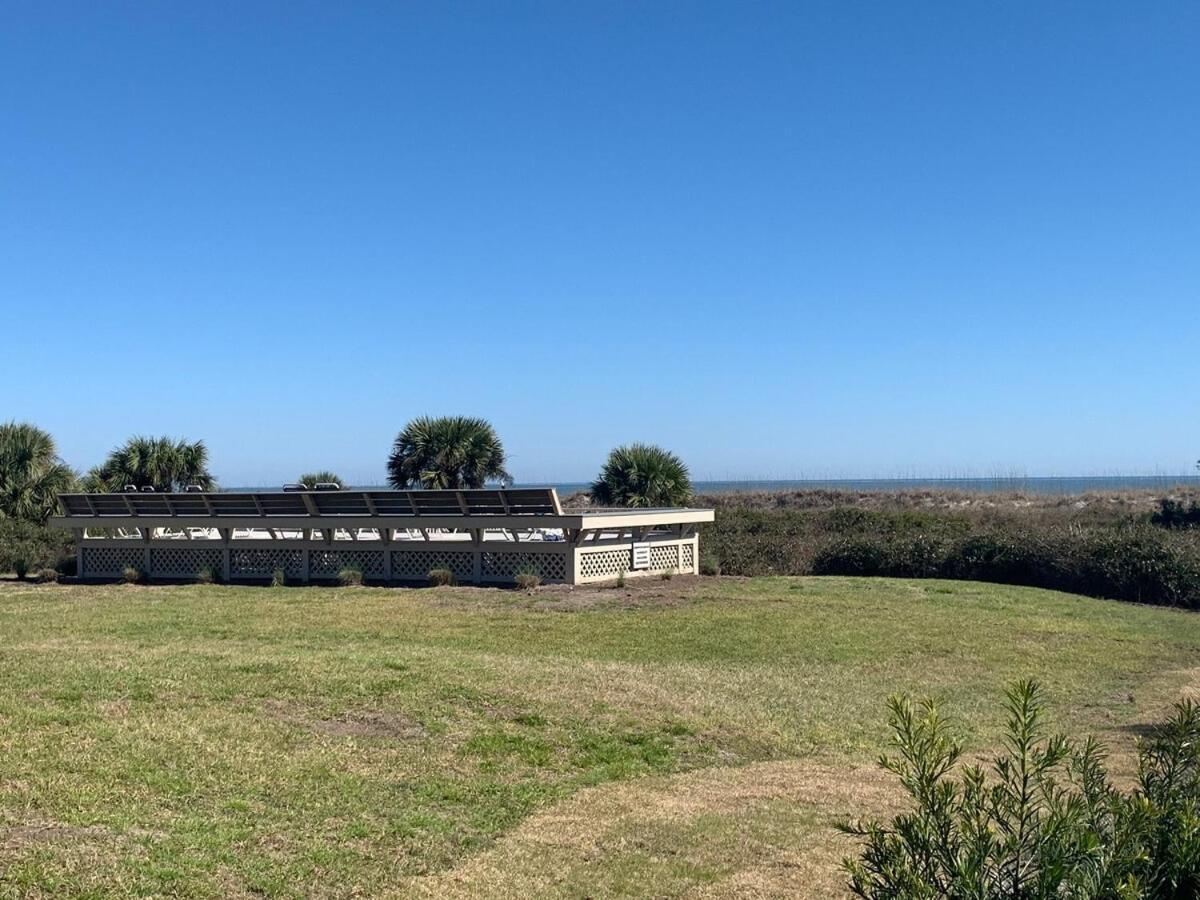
top-left (649, 544), bottom-right (678, 572)
top-left (230, 548), bottom-right (305, 579)
top-left (578, 548), bottom-right (632, 581)
top-left (391, 549), bottom-right (474, 580)
top-left (680, 542), bottom-right (695, 573)
top-left (309, 549), bottom-right (385, 578)
top-left (150, 547), bottom-right (224, 578)
top-left (82, 546), bottom-right (144, 576)
top-left (482, 551), bottom-right (568, 583)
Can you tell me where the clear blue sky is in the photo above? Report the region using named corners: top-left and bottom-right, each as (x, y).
top-left (3, 2), bottom-right (1197, 486)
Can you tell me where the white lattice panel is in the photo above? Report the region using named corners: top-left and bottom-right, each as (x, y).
top-left (649, 544), bottom-right (679, 571)
top-left (391, 550), bottom-right (474, 580)
top-left (681, 543), bottom-right (695, 572)
top-left (230, 548), bottom-right (304, 578)
top-left (310, 549), bottom-right (385, 578)
top-left (577, 548), bottom-right (632, 580)
top-left (482, 551), bottom-right (567, 583)
top-left (150, 547), bottom-right (224, 578)
top-left (82, 546), bottom-right (144, 576)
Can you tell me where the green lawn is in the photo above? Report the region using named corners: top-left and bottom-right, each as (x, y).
top-left (0, 576), bottom-right (1197, 898)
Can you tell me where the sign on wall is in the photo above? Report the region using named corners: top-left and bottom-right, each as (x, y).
top-left (631, 542), bottom-right (650, 570)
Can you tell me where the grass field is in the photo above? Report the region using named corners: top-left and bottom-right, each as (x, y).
top-left (1, 576), bottom-right (1198, 898)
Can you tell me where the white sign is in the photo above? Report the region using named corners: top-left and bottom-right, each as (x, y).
top-left (631, 542), bottom-right (650, 570)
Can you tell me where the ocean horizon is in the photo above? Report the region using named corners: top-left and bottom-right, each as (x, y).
top-left (229, 475), bottom-right (1200, 496)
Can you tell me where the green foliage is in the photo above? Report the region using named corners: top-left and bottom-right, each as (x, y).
top-left (13, 557), bottom-right (29, 580)
top-left (122, 566), bottom-right (141, 584)
top-left (196, 565), bottom-right (219, 585)
top-left (708, 506), bottom-right (1200, 608)
top-left (615, 569), bottom-right (626, 588)
top-left (427, 568), bottom-right (456, 586)
top-left (0, 422), bottom-right (76, 522)
top-left (700, 555), bottom-right (721, 576)
top-left (86, 436), bottom-right (215, 493)
top-left (0, 518), bottom-right (74, 576)
top-left (297, 472), bottom-right (343, 489)
top-left (1152, 497), bottom-right (1200, 529)
top-left (270, 568), bottom-right (286, 587)
top-left (387, 416), bottom-right (509, 490)
top-left (590, 444), bottom-right (692, 508)
top-left (337, 566), bottom-right (363, 587)
top-left (842, 681), bottom-right (1200, 898)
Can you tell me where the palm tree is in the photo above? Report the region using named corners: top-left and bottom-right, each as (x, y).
top-left (590, 443), bottom-right (693, 508)
top-left (387, 416), bottom-right (510, 490)
top-left (0, 422), bottom-right (76, 521)
top-left (87, 436), bottom-right (215, 493)
top-left (297, 471), bottom-right (343, 489)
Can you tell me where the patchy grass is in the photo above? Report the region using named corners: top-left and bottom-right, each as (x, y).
top-left (0, 576), bottom-right (1198, 897)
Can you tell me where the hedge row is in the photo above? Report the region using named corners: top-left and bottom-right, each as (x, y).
top-left (706, 507), bottom-right (1200, 608)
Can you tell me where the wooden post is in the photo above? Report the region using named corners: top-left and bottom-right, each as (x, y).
top-left (380, 528), bottom-right (392, 582)
top-left (219, 528), bottom-right (232, 582)
top-left (472, 529), bottom-right (483, 584)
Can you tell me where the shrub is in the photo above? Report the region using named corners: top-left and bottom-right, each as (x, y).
top-left (615, 569), bottom-right (626, 588)
top-left (196, 565), bottom-right (219, 585)
top-left (1152, 497), bottom-right (1200, 529)
top-left (33, 567), bottom-right (58, 584)
top-left (427, 568), bottom-right (456, 587)
top-left (842, 681), bottom-right (1200, 898)
top-left (0, 519), bottom-right (74, 577)
top-left (659, 568), bottom-right (674, 581)
top-left (514, 563), bottom-right (541, 590)
top-left (271, 568), bottom-right (286, 587)
top-left (122, 566), bottom-right (141, 584)
top-left (700, 555), bottom-right (721, 576)
top-left (338, 566), bottom-right (363, 587)
top-left (13, 557), bottom-right (29, 580)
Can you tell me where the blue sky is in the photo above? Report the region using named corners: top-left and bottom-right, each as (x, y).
top-left (3, 2), bottom-right (1197, 486)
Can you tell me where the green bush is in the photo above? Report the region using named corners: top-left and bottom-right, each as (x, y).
top-left (842, 681), bottom-right (1200, 898)
top-left (122, 566), bottom-right (141, 584)
top-left (427, 568), bottom-right (456, 587)
top-left (1152, 497), bottom-right (1200, 529)
top-left (270, 568), bottom-right (286, 587)
top-left (708, 504), bottom-right (1200, 608)
top-left (0, 519), bottom-right (74, 577)
top-left (196, 565), bottom-right (219, 585)
top-left (337, 566), bottom-right (363, 587)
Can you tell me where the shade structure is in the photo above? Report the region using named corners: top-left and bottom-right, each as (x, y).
top-left (50, 488), bottom-right (714, 585)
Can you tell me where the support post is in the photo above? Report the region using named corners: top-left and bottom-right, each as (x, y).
top-left (472, 529), bottom-right (483, 584)
top-left (142, 526), bottom-right (153, 578)
top-left (380, 528), bottom-right (392, 582)
top-left (219, 528), bottom-right (232, 582)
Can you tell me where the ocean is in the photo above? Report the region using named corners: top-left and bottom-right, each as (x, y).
top-left (236, 476), bottom-right (1200, 496)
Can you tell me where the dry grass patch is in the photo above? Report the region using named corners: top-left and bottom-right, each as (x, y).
top-left (413, 759), bottom-right (904, 899)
